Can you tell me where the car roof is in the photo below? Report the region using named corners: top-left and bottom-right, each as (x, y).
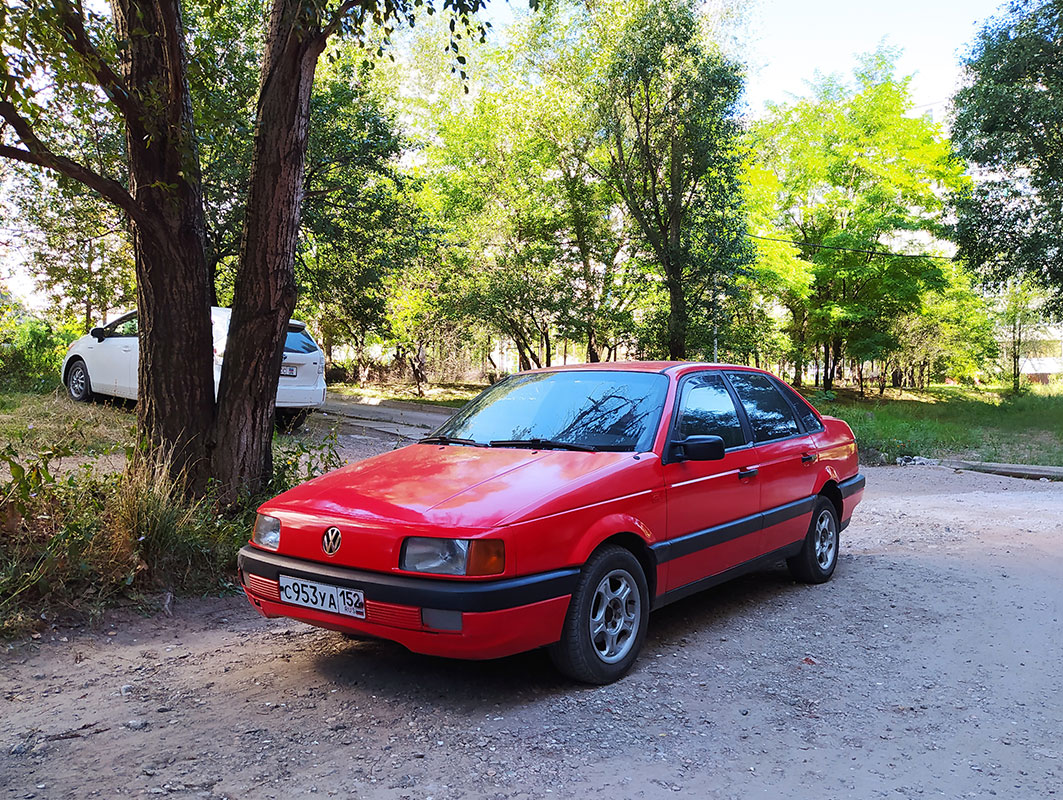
top-left (521, 361), bottom-right (765, 376)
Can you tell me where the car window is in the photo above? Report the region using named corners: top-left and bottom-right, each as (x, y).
top-left (434, 371), bottom-right (668, 452)
top-left (285, 328), bottom-right (318, 354)
top-left (771, 378), bottom-right (823, 432)
top-left (726, 371), bottom-right (800, 443)
top-left (676, 373), bottom-right (746, 448)
top-left (108, 315), bottom-right (138, 337)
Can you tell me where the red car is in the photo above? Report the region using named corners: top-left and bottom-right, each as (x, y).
top-left (238, 363), bottom-right (864, 683)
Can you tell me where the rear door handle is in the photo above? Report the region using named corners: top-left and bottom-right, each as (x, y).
top-left (801, 453), bottom-right (816, 464)
top-left (738, 467), bottom-right (759, 480)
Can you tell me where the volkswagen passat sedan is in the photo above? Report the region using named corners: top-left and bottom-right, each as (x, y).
top-left (62, 307), bottom-right (326, 430)
top-left (238, 362), bottom-right (864, 683)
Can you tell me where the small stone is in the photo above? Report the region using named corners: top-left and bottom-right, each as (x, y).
top-left (125, 719), bottom-right (148, 731)
top-left (10, 742), bottom-right (29, 755)
top-left (121, 684), bottom-right (135, 696)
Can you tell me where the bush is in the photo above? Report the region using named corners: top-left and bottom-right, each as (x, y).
top-left (0, 431), bottom-right (342, 636)
top-left (0, 313), bottom-right (79, 392)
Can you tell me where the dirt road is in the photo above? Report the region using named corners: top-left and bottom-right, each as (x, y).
top-left (2, 463), bottom-right (1062, 800)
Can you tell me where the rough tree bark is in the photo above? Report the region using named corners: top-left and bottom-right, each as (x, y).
top-left (211, 0), bottom-right (330, 499)
top-left (108, 0), bottom-right (216, 487)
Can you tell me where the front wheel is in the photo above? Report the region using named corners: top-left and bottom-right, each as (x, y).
top-left (787, 496), bottom-right (839, 583)
top-left (66, 359), bottom-right (93, 402)
top-left (549, 545), bottom-right (649, 684)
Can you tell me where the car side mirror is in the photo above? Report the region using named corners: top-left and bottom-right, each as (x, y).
top-left (670, 435), bottom-right (725, 462)
top-left (90, 327), bottom-right (107, 342)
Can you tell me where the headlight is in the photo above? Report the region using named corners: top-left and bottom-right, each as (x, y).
top-left (400, 538), bottom-right (504, 576)
top-left (252, 514), bottom-right (281, 550)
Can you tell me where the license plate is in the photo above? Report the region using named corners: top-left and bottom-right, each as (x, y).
top-left (278, 575), bottom-right (365, 619)
top-left (280, 365), bottom-right (297, 377)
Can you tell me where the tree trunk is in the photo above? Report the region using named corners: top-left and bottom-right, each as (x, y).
top-left (822, 341), bottom-right (832, 391)
top-left (666, 270), bottom-right (687, 360)
top-left (113, 0), bottom-right (215, 491)
top-left (212, 0), bottom-right (327, 500)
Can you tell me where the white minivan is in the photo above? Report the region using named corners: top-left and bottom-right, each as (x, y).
top-left (61, 307), bottom-right (326, 430)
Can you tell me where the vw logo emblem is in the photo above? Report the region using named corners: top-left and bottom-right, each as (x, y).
top-left (322, 527), bottom-right (342, 556)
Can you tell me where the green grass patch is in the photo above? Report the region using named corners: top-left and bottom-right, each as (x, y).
top-left (809, 383), bottom-right (1063, 465)
top-left (0, 390), bottom-right (135, 458)
top-left (328, 382), bottom-right (486, 408)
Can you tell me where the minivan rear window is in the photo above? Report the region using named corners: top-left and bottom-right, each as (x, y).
top-left (284, 328), bottom-right (318, 354)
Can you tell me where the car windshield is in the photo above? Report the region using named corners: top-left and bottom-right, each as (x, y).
top-left (431, 371), bottom-right (668, 452)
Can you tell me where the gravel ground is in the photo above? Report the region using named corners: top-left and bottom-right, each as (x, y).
top-left (2, 456), bottom-right (1061, 800)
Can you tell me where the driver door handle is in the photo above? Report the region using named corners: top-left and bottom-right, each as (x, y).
top-left (738, 467), bottom-right (759, 480)
top-left (801, 453), bottom-right (816, 464)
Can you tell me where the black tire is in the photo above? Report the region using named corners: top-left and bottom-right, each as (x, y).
top-left (787, 496), bottom-right (840, 584)
top-left (275, 408), bottom-right (311, 433)
top-left (548, 545), bottom-right (649, 684)
top-left (66, 359), bottom-right (94, 402)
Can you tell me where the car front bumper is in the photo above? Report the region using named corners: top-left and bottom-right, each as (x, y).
top-left (237, 546), bottom-right (576, 660)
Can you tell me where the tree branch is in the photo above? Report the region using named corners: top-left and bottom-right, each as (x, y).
top-left (0, 102), bottom-right (145, 227)
top-left (52, 0), bottom-right (141, 122)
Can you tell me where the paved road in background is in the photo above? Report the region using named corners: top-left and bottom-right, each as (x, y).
top-left (320, 394), bottom-right (454, 441)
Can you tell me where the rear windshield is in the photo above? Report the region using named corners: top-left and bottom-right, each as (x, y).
top-left (284, 328), bottom-right (318, 354)
top-left (433, 371), bottom-right (668, 452)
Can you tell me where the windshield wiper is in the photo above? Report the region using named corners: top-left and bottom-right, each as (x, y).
top-left (418, 435), bottom-right (482, 446)
top-left (488, 438), bottom-right (598, 452)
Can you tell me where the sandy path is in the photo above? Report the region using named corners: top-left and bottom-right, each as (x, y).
top-left (2, 465), bottom-right (1061, 799)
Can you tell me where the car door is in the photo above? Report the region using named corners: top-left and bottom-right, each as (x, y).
top-left (87, 313), bottom-right (137, 398)
top-left (724, 370), bottom-right (819, 554)
top-left (662, 371), bottom-right (761, 593)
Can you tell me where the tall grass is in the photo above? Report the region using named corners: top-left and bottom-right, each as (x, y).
top-left (813, 383), bottom-right (1063, 465)
top-left (0, 432), bottom-right (341, 636)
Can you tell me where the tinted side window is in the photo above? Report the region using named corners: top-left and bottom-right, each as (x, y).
top-left (772, 378), bottom-right (822, 432)
top-left (677, 373), bottom-right (746, 448)
top-left (726, 372), bottom-right (800, 443)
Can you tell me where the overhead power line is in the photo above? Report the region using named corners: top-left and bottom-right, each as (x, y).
top-left (748, 233), bottom-right (955, 261)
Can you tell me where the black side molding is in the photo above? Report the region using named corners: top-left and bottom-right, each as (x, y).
top-left (653, 541), bottom-right (804, 610)
top-left (651, 495), bottom-right (815, 564)
top-left (839, 473), bottom-right (866, 498)
top-left (238, 546), bottom-right (579, 613)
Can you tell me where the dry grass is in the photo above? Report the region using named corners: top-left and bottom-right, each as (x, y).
top-left (0, 390), bottom-right (134, 458)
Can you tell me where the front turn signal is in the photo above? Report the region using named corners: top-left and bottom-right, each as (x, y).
top-left (466, 540), bottom-right (505, 576)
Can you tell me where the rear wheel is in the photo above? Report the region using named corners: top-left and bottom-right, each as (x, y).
top-left (787, 496), bottom-right (839, 583)
top-left (549, 545), bottom-right (649, 684)
top-left (275, 408), bottom-right (311, 433)
top-left (66, 359), bottom-right (93, 402)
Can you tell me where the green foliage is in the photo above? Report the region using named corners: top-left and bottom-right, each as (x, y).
top-left (814, 384), bottom-right (1063, 466)
top-left (951, 0), bottom-right (1063, 302)
top-left (751, 47), bottom-right (967, 383)
top-left (0, 299), bottom-right (79, 391)
top-left (596, 0), bottom-right (749, 359)
top-left (0, 425), bottom-right (343, 636)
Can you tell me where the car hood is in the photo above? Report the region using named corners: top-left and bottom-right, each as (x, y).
top-left (264, 443), bottom-right (635, 529)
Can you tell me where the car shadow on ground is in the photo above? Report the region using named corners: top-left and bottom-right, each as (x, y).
top-left (306, 562), bottom-right (803, 706)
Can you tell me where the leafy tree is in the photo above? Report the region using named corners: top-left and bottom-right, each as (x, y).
top-left (997, 279), bottom-right (1053, 392)
top-left (595, 0), bottom-right (747, 359)
top-left (296, 56), bottom-right (430, 379)
top-left (17, 175), bottom-right (135, 332)
top-left (952, 0), bottom-right (1063, 302)
top-left (752, 49), bottom-right (966, 389)
top-left (0, 0), bottom-right (498, 498)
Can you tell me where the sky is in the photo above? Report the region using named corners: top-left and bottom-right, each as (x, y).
top-left (494, 0), bottom-right (1006, 118)
top-left (737, 0), bottom-right (1004, 116)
